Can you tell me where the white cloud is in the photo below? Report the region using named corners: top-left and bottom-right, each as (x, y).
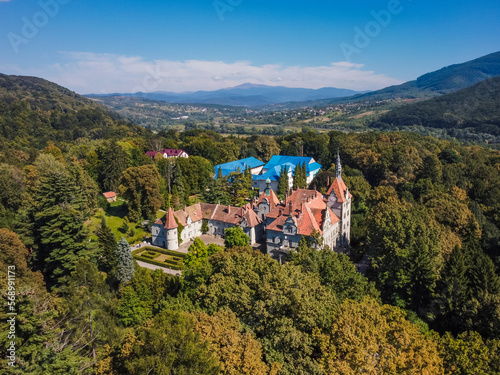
top-left (13, 52), bottom-right (403, 94)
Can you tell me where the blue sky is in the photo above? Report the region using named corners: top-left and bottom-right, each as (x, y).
top-left (1, 0), bottom-right (499, 93)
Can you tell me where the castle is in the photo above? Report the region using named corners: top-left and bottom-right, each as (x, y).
top-left (152, 153), bottom-right (351, 259)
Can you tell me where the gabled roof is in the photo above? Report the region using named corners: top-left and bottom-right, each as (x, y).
top-left (158, 202), bottom-right (261, 230)
top-left (215, 157), bottom-right (265, 178)
top-left (266, 202), bottom-right (323, 236)
top-left (266, 189), bottom-right (329, 236)
top-left (103, 191), bottom-right (117, 198)
top-left (253, 163), bottom-right (295, 182)
top-left (163, 149), bottom-right (188, 157)
top-left (263, 155), bottom-right (322, 173)
top-left (257, 188), bottom-right (280, 206)
top-left (327, 177), bottom-right (348, 203)
top-left (174, 203), bottom-right (203, 226)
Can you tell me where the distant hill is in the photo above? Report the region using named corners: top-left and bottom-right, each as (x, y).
top-left (0, 74), bottom-right (143, 149)
top-left (372, 76), bottom-right (500, 136)
top-left (259, 51), bottom-right (500, 110)
top-left (88, 83), bottom-right (365, 106)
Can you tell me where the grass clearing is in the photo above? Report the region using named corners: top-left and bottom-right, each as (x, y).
top-left (86, 199), bottom-right (164, 245)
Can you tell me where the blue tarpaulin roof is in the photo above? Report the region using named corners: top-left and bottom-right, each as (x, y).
top-left (215, 157), bottom-right (265, 178)
top-left (254, 156), bottom-right (322, 181)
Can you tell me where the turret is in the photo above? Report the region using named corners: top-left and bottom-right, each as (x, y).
top-left (164, 207), bottom-right (179, 250)
top-left (335, 149), bottom-right (342, 181)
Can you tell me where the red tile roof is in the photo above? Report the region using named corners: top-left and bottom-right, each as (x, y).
top-left (174, 204), bottom-right (203, 226)
top-left (327, 177), bottom-right (348, 203)
top-left (103, 191), bottom-right (117, 198)
top-left (164, 207), bottom-right (178, 229)
top-left (257, 189), bottom-right (280, 206)
top-left (266, 189), bottom-right (329, 236)
top-left (158, 202), bottom-right (262, 230)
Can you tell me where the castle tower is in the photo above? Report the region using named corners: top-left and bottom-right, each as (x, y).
top-left (335, 149), bottom-right (342, 180)
top-left (326, 152), bottom-right (351, 248)
top-left (164, 207), bottom-right (179, 250)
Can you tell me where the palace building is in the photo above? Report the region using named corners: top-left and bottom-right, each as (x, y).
top-left (152, 153), bottom-right (351, 259)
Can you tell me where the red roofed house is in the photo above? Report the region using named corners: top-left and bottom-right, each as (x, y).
top-left (145, 149), bottom-right (189, 160)
top-left (103, 191), bottom-right (117, 202)
top-left (161, 149), bottom-right (189, 158)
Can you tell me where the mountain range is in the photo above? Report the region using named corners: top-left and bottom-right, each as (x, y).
top-left (373, 76), bottom-right (500, 135)
top-left (258, 51), bottom-right (500, 109)
top-left (87, 51), bottom-right (500, 109)
top-left (87, 83), bottom-right (366, 107)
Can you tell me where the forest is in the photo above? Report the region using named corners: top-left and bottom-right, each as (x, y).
top-left (373, 77), bottom-right (500, 137)
top-left (1, 75), bottom-right (500, 374)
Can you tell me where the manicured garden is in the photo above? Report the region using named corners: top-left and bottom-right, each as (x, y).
top-left (132, 246), bottom-right (186, 270)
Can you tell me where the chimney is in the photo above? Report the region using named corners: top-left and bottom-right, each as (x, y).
top-left (288, 200), bottom-right (293, 215)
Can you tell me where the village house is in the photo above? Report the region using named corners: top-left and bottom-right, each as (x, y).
top-left (145, 148), bottom-right (189, 160)
top-left (102, 191), bottom-right (117, 203)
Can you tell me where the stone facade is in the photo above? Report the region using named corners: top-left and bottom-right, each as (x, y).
top-left (153, 155), bottom-right (351, 260)
top-left (152, 202), bottom-right (264, 250)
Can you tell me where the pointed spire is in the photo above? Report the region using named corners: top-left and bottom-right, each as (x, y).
top-left (164, 207), bottom-right (178, 229)
top-left (336, 149), bottom-right (342, 181)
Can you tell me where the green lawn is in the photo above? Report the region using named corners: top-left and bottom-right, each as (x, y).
top-left (87, 200), bottom-right (164, 245)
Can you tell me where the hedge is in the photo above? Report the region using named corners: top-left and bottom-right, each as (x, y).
top-left (133, 255), bottom-right (184, 271)
top-left (163, 259), bottom-right (182, 267)
top-left (134, 246), bottom-right (187, 258)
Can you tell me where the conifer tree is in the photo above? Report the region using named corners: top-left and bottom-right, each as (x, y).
top-left (33, 170), bottom-right (88, 287)
top-left (116, 237), bottom-right (135, 284)
top-left (293, 163), bottom-right (307, 189)
top-left (244, 166), bottom-right (253, 191)
top-left (98, 141), bottom-right (129, 192)
top-left (277, 166), bottom-right (289, 200)
top-left (96, 217), bottom-right (117, 272)
top-left (173, 162), bottom-right (186, 206)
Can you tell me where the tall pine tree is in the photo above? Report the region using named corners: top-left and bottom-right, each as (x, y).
top-left (33, 171), bottom-right (88, 288)
top-left (116, 237), bottom-right (135, 284)
top-left (96, 217), bottom-right (117, 273)
top-left (277, 166), bottom-right (289, 200)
